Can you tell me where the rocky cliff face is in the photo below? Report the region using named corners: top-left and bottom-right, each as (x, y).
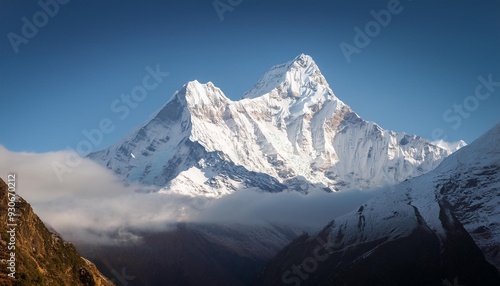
top-left (0, 178), bottom-right (114, 286)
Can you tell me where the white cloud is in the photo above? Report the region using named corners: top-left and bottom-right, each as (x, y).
top-left (0, 145), bottom-right (187, 244)
top-left (189, 187), bottom-right (380, 229)
top-left (431, 139), bottom-right (467, 153)
top-left (0, 145), bottom-right (378, 245)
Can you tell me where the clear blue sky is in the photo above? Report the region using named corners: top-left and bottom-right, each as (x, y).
top-left (1, 0), bottom-right (499, 153)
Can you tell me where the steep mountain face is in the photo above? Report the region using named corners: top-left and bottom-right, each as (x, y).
top-left (89, 54), bottom-right (455, 196)
top-left (0, 178), bottom-right (114, 286)
top-left (431, 123), bottom-right (500, 269)
top-left (76, 223), bottom-right (301, 286)
top-left (255, 123), bottom-right (500, 286)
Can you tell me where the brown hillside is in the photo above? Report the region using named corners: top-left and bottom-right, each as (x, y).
top-left (0, 177), bottom-right (114, 286)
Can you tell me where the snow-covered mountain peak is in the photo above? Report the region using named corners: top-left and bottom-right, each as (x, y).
top-left (431, 139), bottom-right (467, 153)
top-left (288, 53), bottom-right (317, 73)
top-left (434, 123), bottom-right (499, 175)
top-left (294, 53), bottom-right (313, 64)
top-left (242, 53), bottom-right (330, 101)
top-left (179, 80), bottom-right (229, 108)
top-left (89, 54), bottom-right (456, 195)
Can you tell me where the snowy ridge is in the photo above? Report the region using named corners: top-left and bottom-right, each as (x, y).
top-left (319, 123), bottom-right (500, 269)
top-left (432, 139), bottom-right (467, 153)
top-left (243, 54), bottom-right (329, 101)
top-left (89, 54), bottom-right (458, 196)
top-left (431, 123), bottom-right (500, 268)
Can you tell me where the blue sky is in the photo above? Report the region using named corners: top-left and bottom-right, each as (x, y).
top-left (1, 0), bottom-right (499, 153)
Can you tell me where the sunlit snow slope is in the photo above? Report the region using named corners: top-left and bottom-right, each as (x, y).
top-left (89, 54), bottom-right (458, 196)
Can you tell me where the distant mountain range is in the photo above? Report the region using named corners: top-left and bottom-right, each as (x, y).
top-left (89, 54), bottom-right (465, 197)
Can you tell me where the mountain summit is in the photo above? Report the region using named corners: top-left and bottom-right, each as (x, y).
top-left (89, 54), bottom-right (457, 196)
top-left (242, 54), bottom-right (329, 100)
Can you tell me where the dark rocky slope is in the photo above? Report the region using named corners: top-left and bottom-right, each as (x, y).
top-left (0, 178), bottom-right (114, 286)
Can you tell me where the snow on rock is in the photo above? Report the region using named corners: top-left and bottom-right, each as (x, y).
top-left (320, 123), bottom-right (500, 269)
top-left (431, 123), bottom-right (500, 269)
top-left (89, 54), bottom-right (456, 196)
top-left (431, 139), bottom-right (467, 153)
